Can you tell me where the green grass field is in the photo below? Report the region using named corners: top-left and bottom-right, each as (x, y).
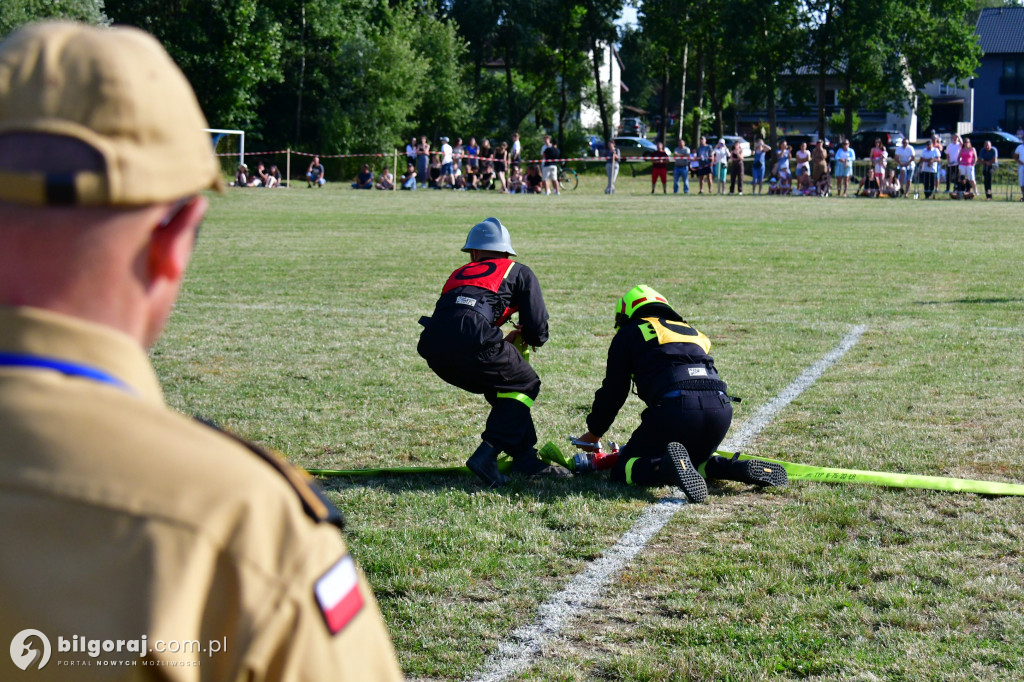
top-left (154, 172), bottom-right (1024, 680)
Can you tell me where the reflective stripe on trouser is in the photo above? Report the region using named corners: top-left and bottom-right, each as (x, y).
top-left (496, 391), bottom-right (534, 407)
top-left (625, 457), bottom-right (640, 486)
top-left (483, 396), bottom-right (537, 458)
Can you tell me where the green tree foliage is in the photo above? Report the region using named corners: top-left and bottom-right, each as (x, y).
top-left (0, 0), bottom-right (107, 38)
top-left (804, 0), bottom-right (980, 139)
top-left (3, 0), bottom-right (983, 155)
top-left (105, 0), bottom-right (282, 133)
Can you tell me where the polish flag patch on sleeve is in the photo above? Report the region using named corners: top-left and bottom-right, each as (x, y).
top-left (315, 554), bottom-right (364, 635)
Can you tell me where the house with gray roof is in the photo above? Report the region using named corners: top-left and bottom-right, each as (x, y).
top-left (973, 6), bottom-right (1024, 132)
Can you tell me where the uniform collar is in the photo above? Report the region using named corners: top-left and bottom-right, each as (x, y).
top-left (0, 306), bottom-right (164, 404)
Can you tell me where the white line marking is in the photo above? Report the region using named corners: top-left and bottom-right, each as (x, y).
top-left (469, 324), bottom-right (867, 682)
top-left (722, 324), bottom-right (867, 452)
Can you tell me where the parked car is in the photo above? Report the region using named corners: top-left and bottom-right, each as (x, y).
top-left (705, 135), bottom-right (751, 158)
top-left (779, 133), bottom-right (819, 150)
top-left (618, 117), bottom-right (647, 137)
top-left (847, 129), bottom-right (905, 159)
top-left (588, 135), bottom-right (606, 157)
top-left (962, 130), bottom-right (1023, 159)
top-left (612, 136), bottom-right (658, 160)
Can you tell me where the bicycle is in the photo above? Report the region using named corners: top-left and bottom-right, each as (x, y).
top-left (558, 164), bottom-right (578, 190)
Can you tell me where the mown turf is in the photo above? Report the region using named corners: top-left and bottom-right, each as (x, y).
top-left (154, 172), bottom-right (1023, 679)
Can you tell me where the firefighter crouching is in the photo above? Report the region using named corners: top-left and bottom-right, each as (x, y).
top-left (575, 285), bottom-right (788, 502)
top-left (418, 218), bottom-right (570, 487)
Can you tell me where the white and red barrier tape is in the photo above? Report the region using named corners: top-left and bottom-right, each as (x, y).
top-left (217, 149), bottom-right (663, 164)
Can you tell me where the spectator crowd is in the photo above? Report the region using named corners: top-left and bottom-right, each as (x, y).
top-left (232, 132), bottom-right (1024, 202)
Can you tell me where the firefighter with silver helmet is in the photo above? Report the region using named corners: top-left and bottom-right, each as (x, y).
top-left (574, 285), bottom-right (788, 502)
top-left (418, 218), bottom-right (570, 487)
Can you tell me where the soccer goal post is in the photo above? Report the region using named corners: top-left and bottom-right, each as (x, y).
top-left (205, 128), bottom-right (245, 164)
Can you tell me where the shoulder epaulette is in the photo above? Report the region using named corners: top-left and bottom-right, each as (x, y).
top-left (194, 418), bottom-right (345, 530)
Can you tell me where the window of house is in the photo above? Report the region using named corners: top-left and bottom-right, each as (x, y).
top-left (1004, 101), bottom-right (1024, 131)
top-left (1003, 60), bottom-right (1024, 94)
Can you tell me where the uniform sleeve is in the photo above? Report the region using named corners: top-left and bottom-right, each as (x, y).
top-left (242, 529), bottom-right (404, 682)
top-left (586, 330), bottom-right (634, 437)
top-left (511, 266), bottom-right (549, 347)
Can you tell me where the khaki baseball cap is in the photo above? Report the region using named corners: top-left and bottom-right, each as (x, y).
top-left (0, 21), bottom-right (224, 206)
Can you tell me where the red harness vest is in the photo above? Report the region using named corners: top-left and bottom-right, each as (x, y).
top-left (441, 258), bottom-right (517, 294)
top-left (440, 258), bottom-right (518, 325)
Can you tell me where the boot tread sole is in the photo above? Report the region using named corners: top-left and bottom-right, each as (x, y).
top-left (667, 442), bottom-right (708, 503)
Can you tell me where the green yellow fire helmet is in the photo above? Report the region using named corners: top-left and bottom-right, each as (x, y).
top-left (614, 284), bottom-right (670, 330)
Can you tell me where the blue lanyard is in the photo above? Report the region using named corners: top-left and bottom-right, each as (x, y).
top-left (0, 351), bottom-right (131, 392)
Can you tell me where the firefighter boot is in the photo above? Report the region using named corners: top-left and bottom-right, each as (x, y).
top-left (703, 453), bottom-right (788, 487)
top-left (664, 442), bottom-right (708, 503)
top-left (466, 441), bottom-right (509, 488)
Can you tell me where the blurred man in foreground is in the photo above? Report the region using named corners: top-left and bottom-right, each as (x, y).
top-left (0, 21), bottom-right (401, 680)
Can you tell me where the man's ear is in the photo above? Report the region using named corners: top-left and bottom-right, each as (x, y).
top-left (147, 196), bottom-right (207, 284)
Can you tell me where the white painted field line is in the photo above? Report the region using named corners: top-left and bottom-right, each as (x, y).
top-left (469, 324), bottom-right (867, 682)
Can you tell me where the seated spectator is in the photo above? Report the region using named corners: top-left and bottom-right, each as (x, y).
top-left (855, 168), bottom-right (881, 197)
top-left (401, 163), bottom-right (417, 190)
top-left (234, 163), bottom-right (248, 187)
top-left (266, 165), bottom-right (282, 188)
top-left (797, 164), bottom-right (813, 193)
top-left (880, 169), bottom-right (900, 198)
top-left (352, 164), bottom-right (374, 189)
top-left (525, 164), bottom-right (543, 193)
top-left (507, 166), bottom-right (524, 193)
top-left (949, 174), bottom-right (975, 200)
top-left (428, 154), bottom-right (442, 188)
top-left (815, 171), bottom-right (831, 197)
top-left (248, 162), bottom-right (269, 187)
top-left (376, 167), bottom-right (394, 190)
top-left (307, 156), bottom-right (326, 187)
top-left (478, 161), bottom-right (495, 190)
top-left (776, 165), bottom-right (792, 194)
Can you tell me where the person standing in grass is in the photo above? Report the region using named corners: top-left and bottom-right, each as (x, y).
top-left (0, 21), bottom-right (402, 681)
top-left (944, 133), bottom-right (961, 192)
top-left (696, 136), bottom-right (713, 194)
top-left (729, 141), bottom-right (745, 195)
top-left (918, 139), bottom-right (940, 199)
top-left (574, 286), bottom-right (787, 503)
top-left (1015, 138), bottom-right (1024, 201)
top-left (605, 139), bottom-right (622, 194)
top-left (751, 138), bottom-right (771, 194)
top-left (978, 140), bottom-right (997, 200)
top-left (672, 138), bottom-right (691, 194)
top-left (417, 218), bottom-right (570, 487)
top-left (957, 138), bottom-right (978, 197)
top-left (650, 140), bottom-right (670, 193)
top-left (712, 139), bottom-right (729, 195)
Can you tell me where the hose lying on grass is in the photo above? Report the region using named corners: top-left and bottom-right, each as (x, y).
top-left (308, 443), bottom-right (1024, 497)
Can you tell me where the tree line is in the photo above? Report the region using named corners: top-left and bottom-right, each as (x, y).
top-left (1, 0), bottom-right (991, 155)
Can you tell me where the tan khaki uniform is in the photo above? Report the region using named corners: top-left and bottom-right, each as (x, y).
top-left (0, 306), bottom-right (403, 681)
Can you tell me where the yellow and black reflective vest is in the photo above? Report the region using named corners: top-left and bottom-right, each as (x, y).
top-left (586, 311), bottom-right (726, 437)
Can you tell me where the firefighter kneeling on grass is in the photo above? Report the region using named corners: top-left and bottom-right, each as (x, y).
top-left (574, 285), bottom-right (788, 502)
top-left (418, 218), bottom-right (570, 487)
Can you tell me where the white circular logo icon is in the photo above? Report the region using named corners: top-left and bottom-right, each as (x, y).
top-left (10, 630), bottom-right (51, 671)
